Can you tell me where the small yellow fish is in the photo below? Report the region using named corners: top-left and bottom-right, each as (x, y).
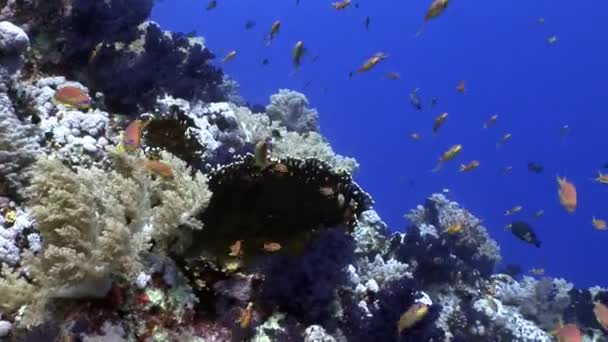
top-left (504, 205), bottom-right (523, 216)
top-left (530, 268), bottom-right (545, 276)
top-left (292, 41), bottom-right (306, 68)
top-left (535, 209), bottom-right (544, 218)
top-left (236, 302), bottom-right (254, 328)
top-left (265, 20), bottom-right (281, 46)
top-left (433, 112), bottom-right (448, 134)
top-left (223, 50), bottom-right (237, 63)
top-left (397, 303), bottom-right (429, 334)
top-left (263, 242), bottom-right (282, 252)
top-left (497, 133), bottom-right (512, 147)
top-left (332, 0), bottom-right (351, 10)
top-left (424, 0), bottom-right (449, 22)
top-left (444, 222), bottom-right (464, 234)
top-left (459, 160), bottom-right (480, 172)
top-left (483, 114), bottom-right (498, 129)
top-left (501, 166), bottom-right (513, 176)
top-left (357, 52), bottom-right (388, 73)
top-left (592, 217), bottom-right (607, 230)
top-left (409, 132), bottom-right (422, 141)
top-left (432, 144), bottom-right (462, 172)
top-left (594, 171), bottom-right (608, 184)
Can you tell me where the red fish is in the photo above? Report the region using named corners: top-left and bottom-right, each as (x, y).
top-left (54, 86), bottom-right (92, 109)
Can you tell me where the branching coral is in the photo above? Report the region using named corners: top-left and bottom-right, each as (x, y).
top-left (494, 275), bottom-right (573, 330)
top-left (395, 193), bottom-right (501, 286)
top-left (342, 278), bottom-right (443, 342)
top-left (234, 105), bottom-right (359, 173)
top-left (0, 90), bottom-right (41, 197)
top-left (266, 89), bottom-right (319, 133)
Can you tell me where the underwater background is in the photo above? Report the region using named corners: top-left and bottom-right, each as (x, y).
top-left (152, 0), bottom-right (608, 288)
top-left (1, 0), bottom-right (608, 340)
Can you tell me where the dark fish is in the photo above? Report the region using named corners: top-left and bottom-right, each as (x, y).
top-left (409, 88), bottom-right (422, 111)
top-left (348, 71), bottom-right (354, 80)
top-left (245, 20), bottom-right (256, 30)
top-left (500, 264), bottom-right (523, 277)
top-left (354, 2), bottom-right (360, 8)
top-left (527, 161), bottom-right (544, 174)
top-left (312, 55), bottom-right (320, 62)
top-left (364, 16), bottom-right (370, 31)
top-left (507, 221), bottom-right (541, 247)
top-left (206, 0), bottom-right (217, 10)
top-left (430, 97), bottom-right (439, 108)
top-left (603, 162), bottom-right (608, 169)
top-left (186, 30), bottom-right (197, 37)
top-left (303, 80), bottom-right (312, 89)
top-left (31, 113), bottom-right (41, 124)
top-left (296, 0), bottom-right (300, 5)
top-left (261, 58), bottom-right (270, 66)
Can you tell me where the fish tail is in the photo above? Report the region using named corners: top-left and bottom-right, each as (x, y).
top-left (415, 24), bottom-right (425, 37)
top-left (432, 162), bottom-right (442, 173)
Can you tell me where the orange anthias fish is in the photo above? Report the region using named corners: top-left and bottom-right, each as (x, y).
top-left (237, 302), bottom-right (254, 328)
top-left (357, 52), bottom-right (388, 73)
top-left (54, 86), bottom-right (92, 109)
top-left (140, 159), bottom-right (174, 179)
top-left (483, 114), bottom-right (498, 129)
top-left (223, 50), bottom-right (237, 63)
top-left (433, 112), bottom-right (448, 134)
top-left (229, 240), bottom-right (243, 257)
top-left (265, 20), bottom-right (281, 46)
top-left (552, 323), bottom-right (582, 342)
top-left (397, 303), bottom-right (429, 334)
top-left (594, 301), bottom-right (608, 331)
top-left (557, 176), bottom-right (577, 213)
top-left (263, 242), bottom-right (282, 252)
top-left (459, 160), bottom-right (480, 172)
top-left (425, 0), bottom-right (449, 22)
top-left (592, 217), bottom-right (607, 230)
top-left (432, 144), bottom-right (462, 172)
top-left (117, 119), bottom-right (147, 153)
top-left (332, 0), bottom-right (351, 10)
top-left (456, 80), bottom-right (466, 93)
top-left (387, 72), bottom-right (401, 80)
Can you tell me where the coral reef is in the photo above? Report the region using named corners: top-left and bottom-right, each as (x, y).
top-left (266, 89), bottom-right (319, 133)
top-left (0, 4), bottom-right (605, 342)
top-left (0, 0), bottom-right (224, 114)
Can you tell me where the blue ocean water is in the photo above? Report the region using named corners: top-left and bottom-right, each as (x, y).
top-left (152, 0), bottom-right (608, 288)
